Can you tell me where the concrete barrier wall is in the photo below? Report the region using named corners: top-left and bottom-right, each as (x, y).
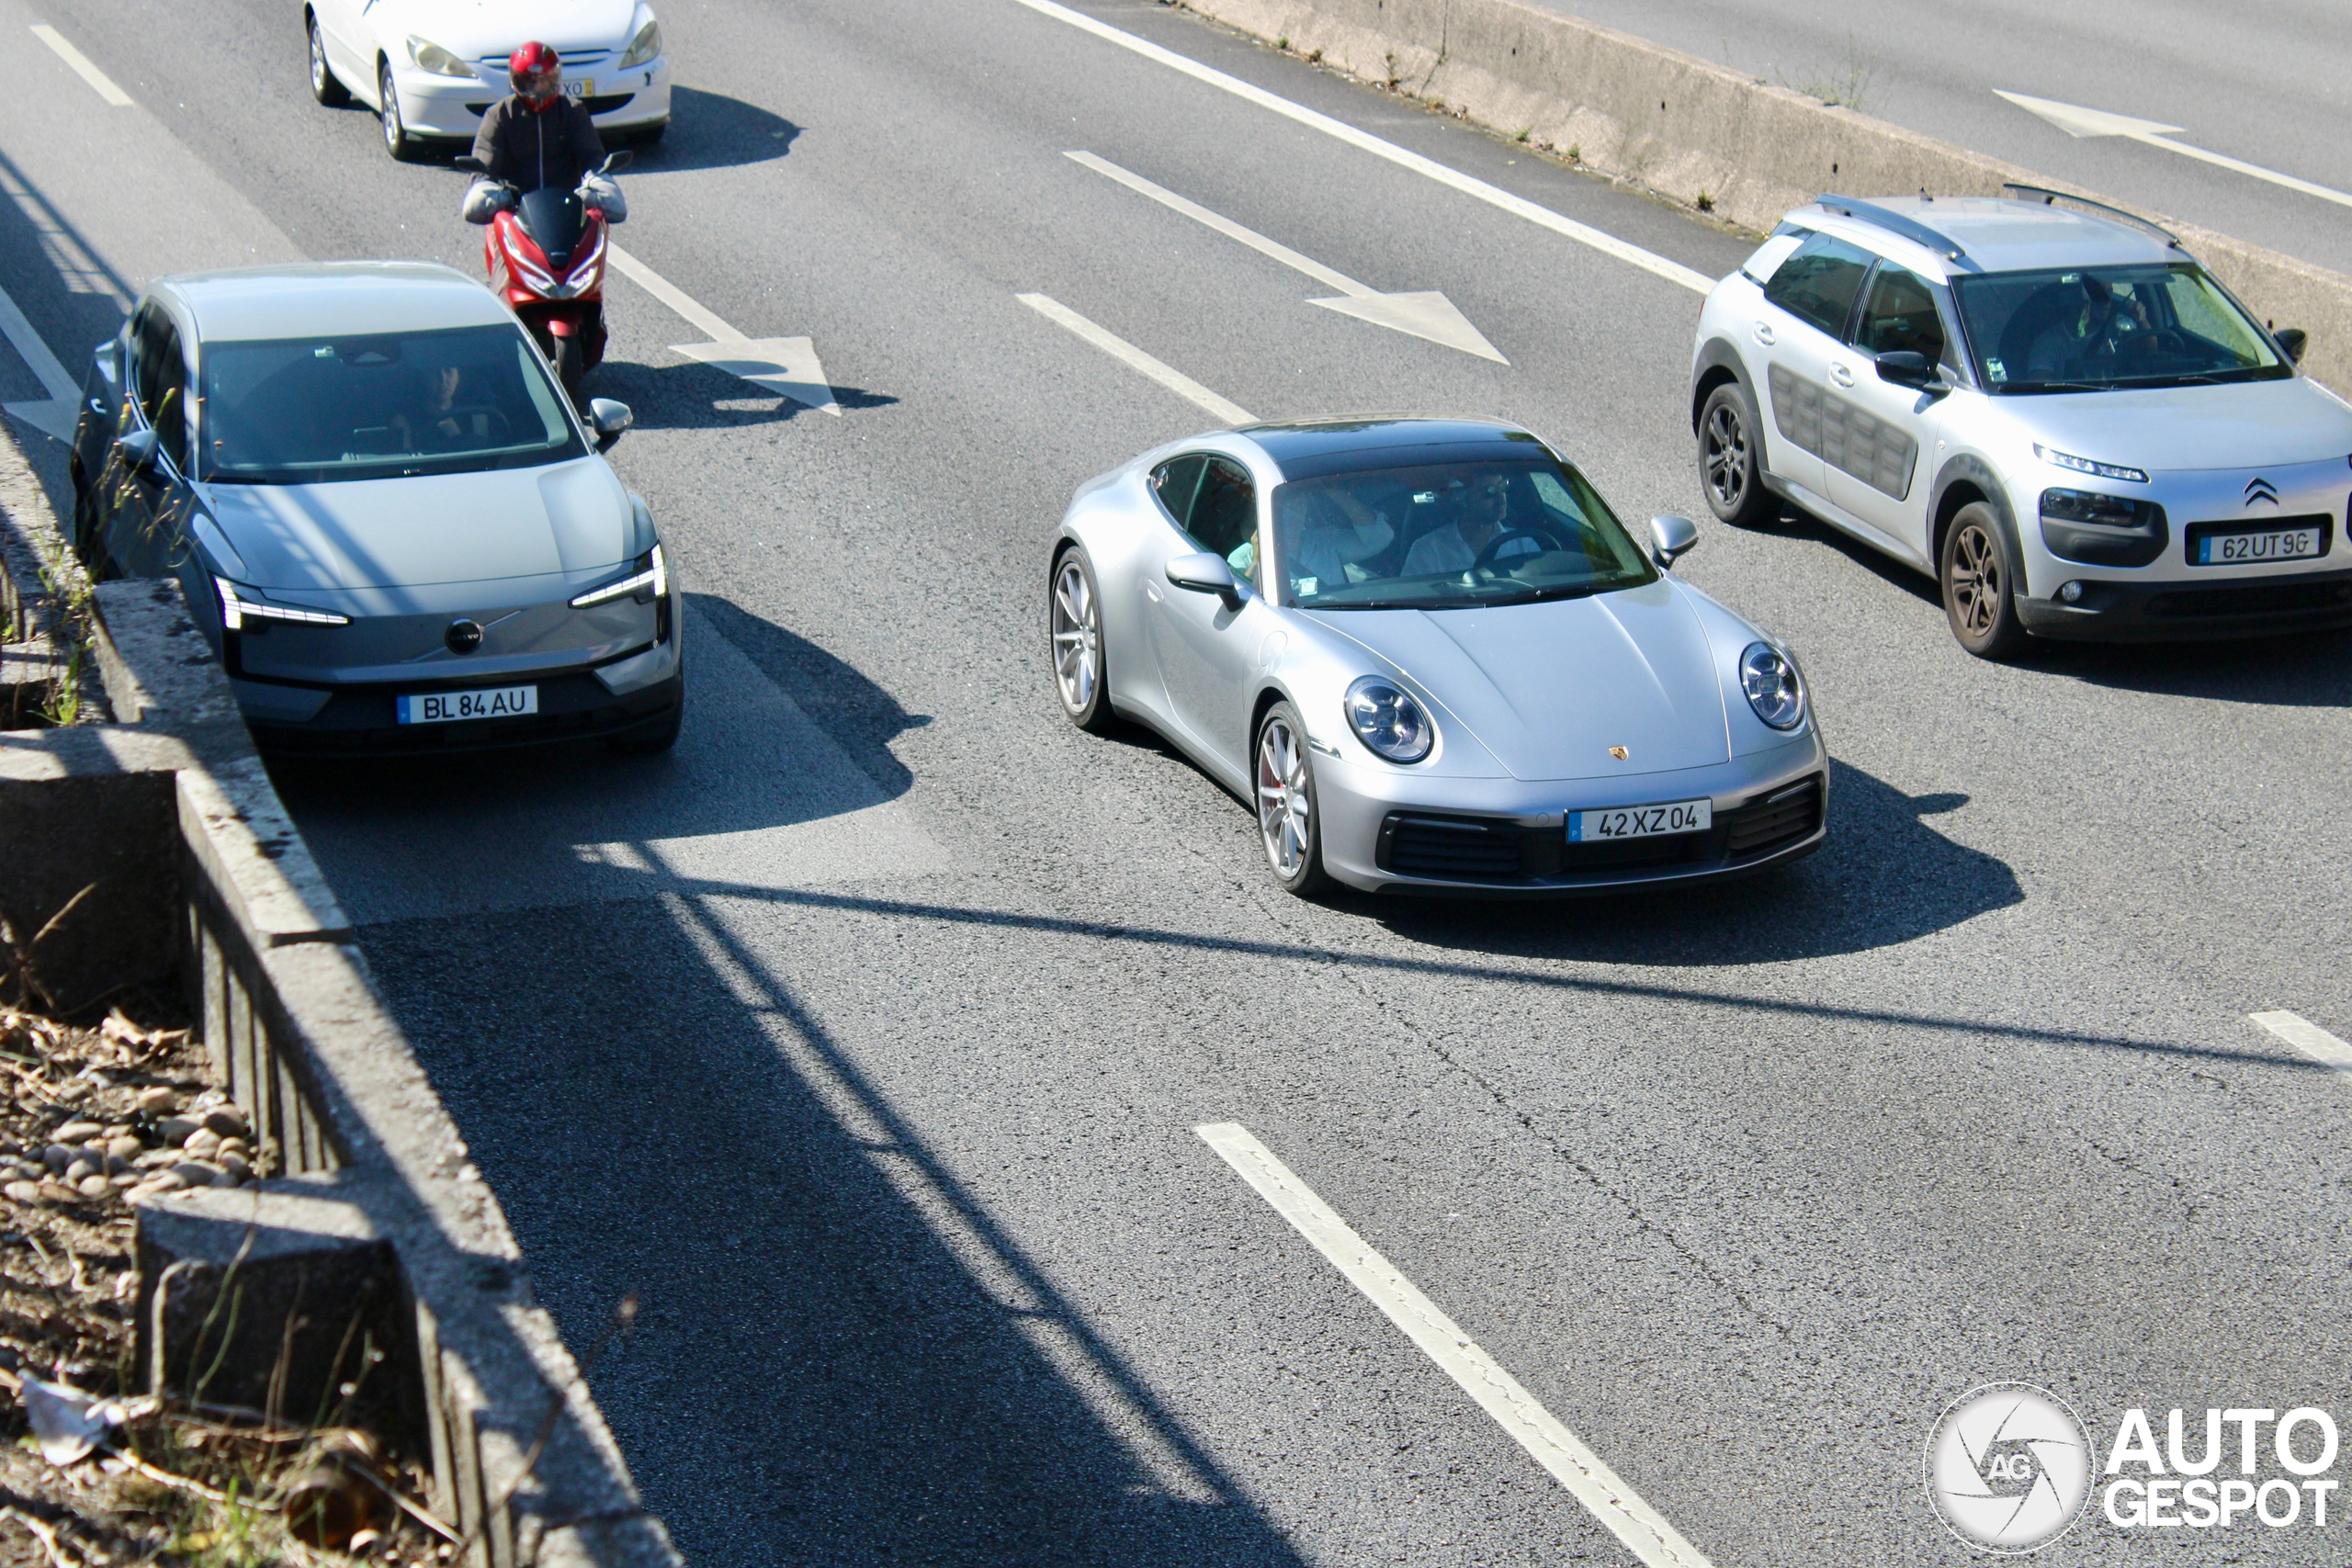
top-left (1182, 0), bottom-right (2352, 390)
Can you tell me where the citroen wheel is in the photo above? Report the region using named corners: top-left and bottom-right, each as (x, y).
top-left (1698, 382), bottom-right (1776, 528)
top-left (308, 12), bottom-right (349, 106)
top-left (1254, 702), bottom-right (1329, 897)
top-left (379, 61), bottom-right (415, 161)
top-left (1940, 502), bottom-right (2028, 660)
top-left (1048, 547), bottom-right (1114, 733)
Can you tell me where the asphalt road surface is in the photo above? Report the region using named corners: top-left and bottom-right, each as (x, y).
top-left (1542, 0), bottom-right (2352, 277)
top-left (6, 1), bottom-right (2352, 1563)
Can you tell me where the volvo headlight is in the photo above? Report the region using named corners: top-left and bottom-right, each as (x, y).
top-left (570, 547), bottom-right (664, 607)
top-left (1738, 642), bottom-right (1804, 729)
top-left (1344, 676), bottom-right (1433, 763)
top-left (407, 37), bottom-right (476, 77)
top-left (215, 577), bottom-right (350, 630)
top-left (617, 17), bottom-right (663, 67)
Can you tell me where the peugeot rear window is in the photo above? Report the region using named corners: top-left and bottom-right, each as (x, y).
top-left (198, 324), bottom-right (584, 483)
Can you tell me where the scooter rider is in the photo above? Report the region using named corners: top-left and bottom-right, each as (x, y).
top-left (461, 43), bottom-right (624, 222)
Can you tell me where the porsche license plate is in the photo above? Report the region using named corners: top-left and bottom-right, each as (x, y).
top-left (1568, 799), bottom-right (1712, 841)
top-left (2194, 526), bottom-right (2322, 565)
top-left (396, 686), bottom-right (537, 725)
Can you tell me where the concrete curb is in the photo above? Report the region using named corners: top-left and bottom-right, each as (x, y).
top-left (1178, 0), bottom-right (2352, 390)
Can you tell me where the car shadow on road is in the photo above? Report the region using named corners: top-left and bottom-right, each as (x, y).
top-left (625, 87), bottom-right (800, 171)
top-left (2022, 626), bottom-right (2352, 709)
top-left (589, 357), bottom-right (897, 432)
top-left (1356, 756), bottom-right (2022, 965)
top-left (361, 893), bottom-right (1309, 1568)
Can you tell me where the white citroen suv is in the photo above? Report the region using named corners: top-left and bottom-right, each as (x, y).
top-left (1690, 190), bottom-right (2352, 657)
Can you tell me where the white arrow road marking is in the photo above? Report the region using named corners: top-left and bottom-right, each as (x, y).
top-left (30, 25), bottom-right (133, 107)
top-left (1006, 0), bottom-right (1713, 296)
top-left (1996, 90), bottom-right (2352, 211)
top-left (2252, 1010), bottom-right (2352, 1072)
top-left (1067, 152), bottom-right (1506, 363)
top-left (1195, 1122), bottom-right (1716, 1568)
top-left (0, 278), bottom-right (85, 444)
top-left (1017, 293), bottom-right (1253, 424)
top-left (605, 243), bottom-right (840, 414)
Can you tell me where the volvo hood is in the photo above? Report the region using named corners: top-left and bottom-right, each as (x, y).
top-left (199, 459), bottom-right (632, 592)
top-left (1310, 580), bottom-right (1732, 782)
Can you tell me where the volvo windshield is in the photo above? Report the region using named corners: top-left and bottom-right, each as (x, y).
top-left (198, 324), bottom-right (584, 483)
top-left (1272, 457), bottom-right (1657, 610)
top-left (1951, 264), bottom-right (2289, 394)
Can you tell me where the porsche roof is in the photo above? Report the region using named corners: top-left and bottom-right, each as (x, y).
top-left (156, 262), bottom-right (514, 344)
top-left (1237, 415), bottom-right (1553, 479)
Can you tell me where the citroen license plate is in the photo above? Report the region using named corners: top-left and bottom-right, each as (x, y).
top-left (2193, 526), bottom-right (2322, 565)
top-left (1568, 799), bottom-right (1712, 841)
top-left (396, 686), bottom-right (537, 725)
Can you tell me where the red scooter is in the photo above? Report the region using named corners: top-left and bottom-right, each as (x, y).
top-left (463, 151), bottom-right (630, 406)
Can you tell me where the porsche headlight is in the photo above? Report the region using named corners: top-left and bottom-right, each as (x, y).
top-left (1739, 642), bottom-right (1805, 729)
top-left (1345, 676), bottom-right (1433, 763)
top-left (407, 37), bottom-right (476, 77)
top-left (617, 17), bottom-right (663, 67)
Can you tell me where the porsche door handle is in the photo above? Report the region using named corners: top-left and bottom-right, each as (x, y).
top-left (1752, 321), bottom-right (1776, 346)
top-left (1828, 362), bottom-right (1855, 388)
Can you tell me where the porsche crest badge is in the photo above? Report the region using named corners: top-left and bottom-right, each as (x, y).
top-left (1608, 745), bottom-right (1629, 761)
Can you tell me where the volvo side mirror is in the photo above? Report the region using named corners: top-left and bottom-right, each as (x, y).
top-left (1649, 513), bottom-right (1699, 568)
top-left (1166, 551), bottom-right (1242, 610)
top-left (114, 428), bottom-right (161, 479)
top-left (2276, 327), bottom-right (2308, 365)
top-left (588, 398), bottom-right (633, 447)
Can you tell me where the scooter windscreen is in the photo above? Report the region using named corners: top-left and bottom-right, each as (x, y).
top-left (516, 188), bottom-right (585, 267)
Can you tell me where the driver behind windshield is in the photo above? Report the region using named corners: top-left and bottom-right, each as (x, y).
top-left (1403, 471), bottom-right (1544, 575)
top-left (2021, 274), bottom-right (2154, 380)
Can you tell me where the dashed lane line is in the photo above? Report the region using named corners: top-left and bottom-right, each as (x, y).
top-left (1195, 1122), bottom-right (1716, 1568)
top-left (1016, 292), bottom-right (1254, 424)
top-left (1004, 0), bottom-right (1714, 296)
top-left (29, 25), bottom-right (132, 107)
top-left (2251, 1010), bottom-right (2352, 1072)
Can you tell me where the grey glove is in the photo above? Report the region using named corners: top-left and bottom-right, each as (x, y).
top-left (460, 177), bottom-right (514, 225)
top-left (580, 173), bottom-right (627, 224)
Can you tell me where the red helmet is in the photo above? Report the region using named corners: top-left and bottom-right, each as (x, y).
top-left (509, 41), bottom-right (561, 108)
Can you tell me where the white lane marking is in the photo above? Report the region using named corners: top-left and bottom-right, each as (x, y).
top-left (1007, 0), bottom-right (1713, 296)
top-left (1195, 1122), bottom-right (1716, 1568)
top-left (29, 25), bottom-right (132, 107)
top-left (2251, 1010), bottom-right (2352, 1072)
top-left (1066, 151), bottom-right (1505, 362)
top-left (606, 243), bottom-right (840, 414)
top-left (1017, 292), bottom-right (1254, 423)
top-left (0, 278), bottom-right (84, 443)
top-left (1997, 91), bottom-right (2352, 212)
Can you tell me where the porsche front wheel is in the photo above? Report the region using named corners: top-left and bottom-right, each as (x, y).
top-left (1048, 547), bottom-right (1114, 732)
top-left (1255, 702), bottom-right (1329, 897)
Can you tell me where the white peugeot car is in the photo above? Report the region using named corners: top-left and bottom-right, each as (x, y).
top-left (304, 0), bottom-right (671, 160)
top-left (1690, 191), bottom-right (2352, 657)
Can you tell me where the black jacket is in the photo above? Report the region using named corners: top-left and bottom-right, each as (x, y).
top-left (471, 96), bottom-right (605, 195)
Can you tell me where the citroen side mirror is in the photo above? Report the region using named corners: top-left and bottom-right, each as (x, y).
top-left (1166, 551), bottom-right (1243, 610)
top-left (587, 398), bottom-right (633, 448)
top-left (1874, 349), bottom-right (1940, 389)
top-left (1649, 513), bottom-right (1699, 569)
top-left (114, 428), bottom-right (161, 479)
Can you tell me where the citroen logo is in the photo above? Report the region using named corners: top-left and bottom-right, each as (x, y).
top-left (2245, 477), bottom-right (2280, 506)
top-left (445, 618), bottom-right (484, 654)
top-left (1608, 745), bottom-right (1629, 761)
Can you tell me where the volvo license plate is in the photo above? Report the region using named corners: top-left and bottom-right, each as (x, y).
top-left (2194, 526), bottom-right (2323, 565)
top-left (396, 686), bottom-right (537, 725)
top-left (1568, 799), bottom-right (1712, 841)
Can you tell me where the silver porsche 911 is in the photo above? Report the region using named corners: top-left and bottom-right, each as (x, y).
top-left (69, 261), bottom-right (683, 755)
top-left (1046, 416), bottom-right (1829, 896)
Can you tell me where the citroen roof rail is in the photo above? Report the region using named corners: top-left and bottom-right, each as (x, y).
top-left (2001, 184), bottom-right (2184, 248)
top-left (1814, 194), bottom-right (1967, 260)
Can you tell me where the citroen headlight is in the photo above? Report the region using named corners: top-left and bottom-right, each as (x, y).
top-left (407, 37), bottom-right (476, 77)
top-left (1738, 642), bottom-right (1805, 730)
top-left (2032, 444), bottom-right (2148, 485)
top-left (617, 17), bottom-right (663, 67)
top-left (1344, 676), bottom-right (1433, 763)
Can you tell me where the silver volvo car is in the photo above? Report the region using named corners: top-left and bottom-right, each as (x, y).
top-left (1691, 191), bottom-right (2352, 656)
top-left (1047, 417), bottom-right (1829, 897)
top-left (69, 262), bottom-right (684, 753)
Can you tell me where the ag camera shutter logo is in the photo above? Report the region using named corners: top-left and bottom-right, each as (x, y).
top-left (1925, 1383), bottom-right (2092, 1553)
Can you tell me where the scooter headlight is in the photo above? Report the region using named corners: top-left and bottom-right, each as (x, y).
top-left (407, 37), bottom-right (475, 77)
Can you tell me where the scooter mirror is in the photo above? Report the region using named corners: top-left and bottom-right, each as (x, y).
top-left (599, 151), bottom-right (633, 175)
top-left (454, 154), bottom-right (489, 175)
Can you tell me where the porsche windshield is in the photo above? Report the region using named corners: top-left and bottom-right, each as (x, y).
top-left (198, 325), bottom-right (584, 483)
top-left (1951, 264), bottom-right (2290, 393)
top-left (1271, 457), bottom-right (1657, 610)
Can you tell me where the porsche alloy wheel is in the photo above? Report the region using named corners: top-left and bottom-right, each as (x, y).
top-left (1049, 549), bottom-right (1114, 732)
top-left (1255, 703), bottom-right (1328, 896)
top-left (1940, 502), bottom-right (2027, 660)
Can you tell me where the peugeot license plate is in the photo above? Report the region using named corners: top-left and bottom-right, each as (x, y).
top-left (2195, 526), bottom-right (2322, 565)
top-left (396, 686), bottom-right (537, 725)
top-left (565, 77), bottom-right (594, 99)
top-left (1568, 798), bottom-right (1712, 841)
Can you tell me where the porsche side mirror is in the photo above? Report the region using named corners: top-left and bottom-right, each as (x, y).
top-left (114, 428), bottom-right (161, 479)
top-left (587, 398), bottom-right (633, 447)
top-left (1649, 513), bottom-right (1698, 569)
top-left (1166, 551), bottom-right (1242, 610)
top-left (600, 150), bottom-right (633, 175)
top-left (2276, 327), bottom-right (2308, 364)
